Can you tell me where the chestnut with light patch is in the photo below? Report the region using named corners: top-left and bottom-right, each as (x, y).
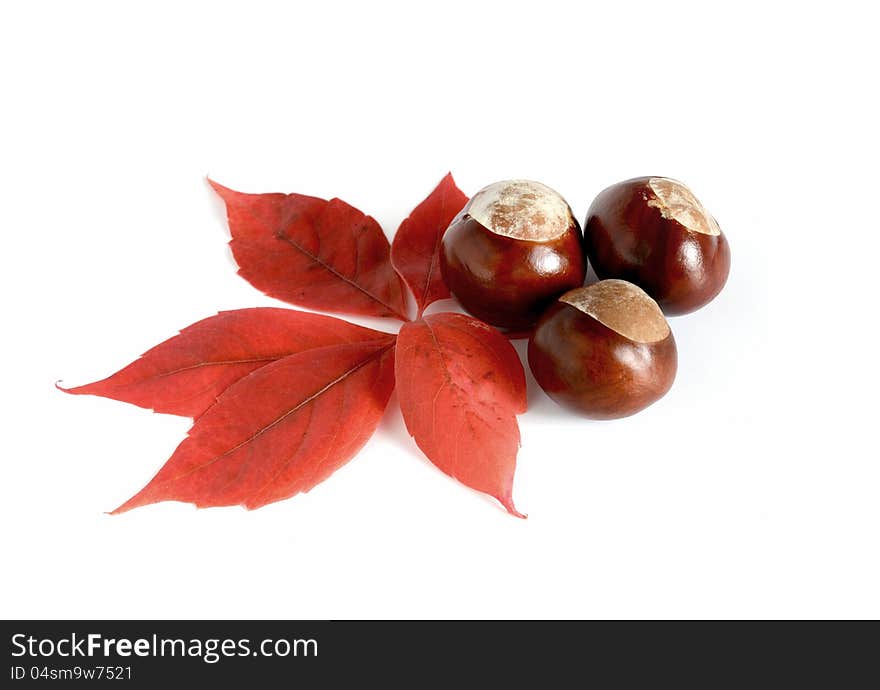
top-left (441, 179), bottom-right (586, 329)
top-left (584, 177), bottom-right (730, 315)
top-left (528, 280), bottom-right (677, 419)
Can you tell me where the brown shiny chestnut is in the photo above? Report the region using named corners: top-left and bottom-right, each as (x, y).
top-left (584, 177), bottom-right (730, 315)
top-left (528, 280), bottom-right (677, 419)
top-left (440, 179), bottom-right (586, 329)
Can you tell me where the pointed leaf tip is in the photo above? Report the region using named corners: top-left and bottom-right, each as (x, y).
top-left (391, 174), bottom-right (468, 317)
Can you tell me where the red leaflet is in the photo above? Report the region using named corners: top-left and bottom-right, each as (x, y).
top-left (210, 180), bottom-right (409, 321)
top-left (113, 340), bottom-right (396, 513)
top-left (59, 308), bottom-right (393, 418)
top-left (391, 173), bottom-right (468, 317)
top-left (395, 313), bottom-right (528, 517)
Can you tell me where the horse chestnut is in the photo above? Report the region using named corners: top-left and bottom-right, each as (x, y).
top-left (584, 177), bottom-right (730, 315)
top-left (440, 179), bottom-right (586, 329)
top-left (528, 280), bottom-right (677, 419)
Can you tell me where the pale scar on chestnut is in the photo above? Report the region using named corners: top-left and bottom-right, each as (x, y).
top-left (646, 177), bottom-right (720, 236)
top-left (468, 180), bottom-right (574, 241)
top-left (559, 280), bottom-right (670, 343)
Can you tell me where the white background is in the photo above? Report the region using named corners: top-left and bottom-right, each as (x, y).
top-left (2, 1), bottom-right (878, 619)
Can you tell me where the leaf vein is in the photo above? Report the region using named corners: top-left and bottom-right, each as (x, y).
top-left (165, 343), bottom-right (393, 484)
top-left (276, 230), bottom-right (404, 319)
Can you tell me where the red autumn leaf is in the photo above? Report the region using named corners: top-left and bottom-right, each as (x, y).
top-left (395, 313), bottom-right (528, 517)
top-left (113, 340), bottom-right (396, 513)
top-left (59, 308), bottom-right (393, 418)
top-left (210, 180), bottom-right (409, 321)
top-left (391, 173), bottom-right (468, 317)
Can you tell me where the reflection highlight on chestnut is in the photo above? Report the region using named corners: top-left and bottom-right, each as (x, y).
top-left (584, 177), bottom-right (730, 315)
top-left (528, 280), bottom-right (677, 419)
top-left (440, 179), bottom-right (586, 329)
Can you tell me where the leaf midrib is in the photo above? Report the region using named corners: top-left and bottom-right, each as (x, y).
top-left (275, 228), bottom-right (407, 320)
top-left (165, 342), bottom-right (394, 484)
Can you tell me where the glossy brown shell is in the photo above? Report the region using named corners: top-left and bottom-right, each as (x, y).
top-left (440, 215), bottom-right (586, 329)
top-left (528, 300), bottom-right (677, 419)
top-left (584, 177), bottom-right (730, 315)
